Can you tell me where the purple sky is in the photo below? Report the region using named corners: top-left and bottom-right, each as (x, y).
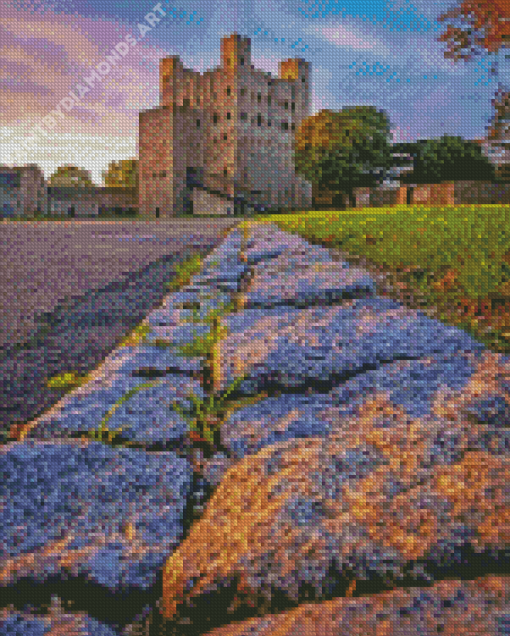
top-left (1, 0), bottom-right (507, 185)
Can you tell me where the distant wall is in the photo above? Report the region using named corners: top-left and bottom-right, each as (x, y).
top-left (315, 180), bottom-right (510, 211)
top-left (397, 181), bottom-right (510, 206)
top-left (453, 180), bottom-right (510, 205)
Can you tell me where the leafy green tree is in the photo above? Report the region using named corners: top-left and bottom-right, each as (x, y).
top-left (405, 135), bottom-right (496, 183)
top-left (294, 106), bottom-right (394, 207)
top-left (49, 166), bottom-right (94, 187)
top-left (102, 159), bottom-right (138, 188)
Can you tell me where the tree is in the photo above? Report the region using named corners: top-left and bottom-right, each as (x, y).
top-left (437, 1), bottom-right (510, 77)
top-left (294, 106), bottom-right (394, 207)
top-left (103, 159), bottom-right (138, 188)
top-left (402, 135), bottom-right (496, 184)
top-left (49, 166), bottom-right (94, 187)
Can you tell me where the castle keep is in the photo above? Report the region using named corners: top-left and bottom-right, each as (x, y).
top-left (139, 33), bottom-right (313, 216)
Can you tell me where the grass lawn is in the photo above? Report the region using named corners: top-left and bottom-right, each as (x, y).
top-left (239, 204), bottom-right (510, 355)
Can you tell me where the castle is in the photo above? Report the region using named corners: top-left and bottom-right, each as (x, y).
top-left (138, 33), bottom-right (313, 217)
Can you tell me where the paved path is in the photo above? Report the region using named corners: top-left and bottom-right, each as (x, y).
top-left (0, 218), bottom-right (240, 436)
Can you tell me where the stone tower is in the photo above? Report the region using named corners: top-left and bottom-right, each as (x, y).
top-left (139, 33), bottom-right (312, 217)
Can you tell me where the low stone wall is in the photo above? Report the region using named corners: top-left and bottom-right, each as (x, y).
top-left (315, 180), bottom-right (510, 210)
top-left (398, 180), bottom-right (510, 206)
top-left (453, 180), bottom-right (510, 204)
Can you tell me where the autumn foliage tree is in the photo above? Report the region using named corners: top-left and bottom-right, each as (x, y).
top-left (437, 1), bottom-right (510, 71)
top-left (294, 106), bottom-right (393, 208)
top-left (102, 159), bottom-right (138, 188)
top-left (48, 166), bottom-right (94, 187)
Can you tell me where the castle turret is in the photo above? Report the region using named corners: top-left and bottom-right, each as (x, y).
top-left (279, 58), bottom-right (310, 117)
top-left (160, 56), bottom-right (184, 107)
top-left (221, 33), bottom-right (252, 72)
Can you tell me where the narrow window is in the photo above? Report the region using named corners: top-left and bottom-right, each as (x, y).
top-left (224, 168), bottom-right (228, 176)
top-left (223, 133), bottom-right (228, 140)
top-left (227, 112), bottom-right (231, 120)
top-left (282, 122), bottom-right (288, 131)
top-left (291, 123), bottom-right (295, 130)
top-left (257, 93), bottom-right (261, 103)
top-left (241, 88), bottom-right (246, 96)
top-left (267, 95), bottom-right (271, 106)
top-left (268, 119), bottom-right (271, 127)
top-left (240, 112), bottom-right (247, 121)
top-left (196, 119), bottom-right (200, 127)
top-left (302, 77), bottom-right (305, 83)
top-left (196, 97), bottom-right (200, 105)
top-left (291, 102), bottom-right (295, 111)
top-left (213, 113), bottom-right (218, 124)
top-left (257, 113), bottom-right (262, 126)
top-left (284, 101), bottom-right (289, 110)
top-left (226, 86), bottom-right (231, 96)
top-left (240, 56), bottom-right (244, 66)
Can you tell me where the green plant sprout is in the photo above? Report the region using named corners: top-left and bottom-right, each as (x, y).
top-left (164, 252), bottom-right (204, 292)
top-left (85, 227), bottom-right (257, 451)
top-left (118, 322), bottom-right (152, 348)
top-left (46, 371), bottom-right (91, 390)
top-left (85, 380), bottom-right (162, 445)
top-left (171, 371), bottom-right (251, 446)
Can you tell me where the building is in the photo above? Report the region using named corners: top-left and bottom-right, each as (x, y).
top-left (477, 87), bottom-right (510, 179)
top-left (47, 186), bottom-right (138, 217)
top-left (139, 33), bottom-right (313, 217)
top-left (0, 164), bottom-right (47, 217)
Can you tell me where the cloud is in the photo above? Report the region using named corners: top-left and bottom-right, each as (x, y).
top-left (307, 23), bottom-right (391, 55)
top-left (0, 3), bottom-right (168, 133)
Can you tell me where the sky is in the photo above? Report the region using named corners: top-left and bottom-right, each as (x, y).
top-left (1, 0), bottom-right (509, 185)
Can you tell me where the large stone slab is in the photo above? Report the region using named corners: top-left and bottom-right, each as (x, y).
top-left (246, 253), bottom-right (375, 308)
top-left (215, 347), bottom-right (510, 481)
top-left (241, 223), bottom-right (323, 266)
top-left (161, 417), bottom-right (510, 627)
top-left (24, 374), bottom-right (204, 448)
top-left (21, 342), bottom-right (206, 446)
top-left (0, 439), bottom-right (192, 633)
top-left (191, 263), bottom-right (250, 286)
top-left (202, 575), bottom-right (510, 636)
top-left (0, 602), bottom-right (123, 635)
top-left (218, 297), bottom-right (486, 396)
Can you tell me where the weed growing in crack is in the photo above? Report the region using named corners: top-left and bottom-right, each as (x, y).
top-left (84, 380), bottom-right (162, 446)
top-left (118, 322), bottom-right (153, 348)
top-left (164, 252), bottom-right (204, 293)
top-left (45, 370), bottom-right (91, 390)
top-left (171, 372), bottom-right (250, 447)
top-left (79, 232), bottom-right (259, 452)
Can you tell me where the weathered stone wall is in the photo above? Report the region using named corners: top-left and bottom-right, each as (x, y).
top-left (453, 179), bottom-right (510, 204)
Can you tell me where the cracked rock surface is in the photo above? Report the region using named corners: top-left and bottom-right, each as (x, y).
top-left (1, 222), bottom-right (509, 635)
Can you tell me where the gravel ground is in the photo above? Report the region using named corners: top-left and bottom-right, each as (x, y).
top-left (0, 218), bottom-right (240, 438)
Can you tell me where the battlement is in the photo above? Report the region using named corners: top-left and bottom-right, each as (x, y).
top-left (221, 32), bottom-right (252, 71)
top-left (279, 58), bottom-right (309, 83)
